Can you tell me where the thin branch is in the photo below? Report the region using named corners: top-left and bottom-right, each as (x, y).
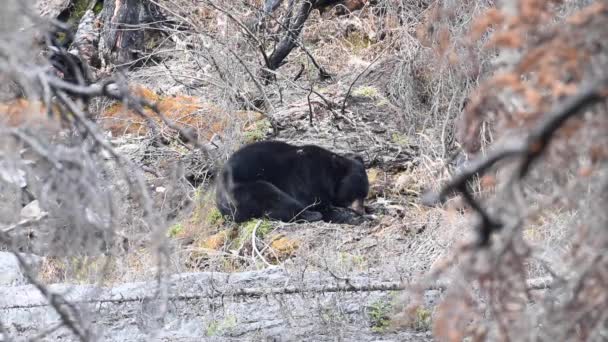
top-left (0, 275), bottom-right (558, 310)
top-left (2, 213), bottom-right (48, 234)
top-left (307, 81), bottom-right (315, 126)
top-left (517, 77), bottom-right (608, 178)
top-left (252, 0), bottom-right (330, 79)
top-left (251, 220), bottom-right (273, 267)
top-left (423, 77), bottom-right (608, 246)
top-left (340, 50), bottom-right (388, 115)
top-left (201, 0), bottom-right (272, 68)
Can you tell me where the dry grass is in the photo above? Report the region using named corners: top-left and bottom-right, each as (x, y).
top-left (99, 84), bottom-right (265, 142)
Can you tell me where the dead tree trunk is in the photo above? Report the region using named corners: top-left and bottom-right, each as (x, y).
top-left (267, 0), bottom-right (316, 71)
top-left (98, 0), bottom-right (146, 67)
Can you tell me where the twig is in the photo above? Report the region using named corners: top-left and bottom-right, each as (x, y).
top-left (288, 199), bottom-right (321, 223)
top-left (201, 0), bottom-right (272, 69)
top-left (293, 62), bottom-right (305, 82)
top-left (307, 81), bottom-right (315, 126)
top-left (28, 322), bottom-right (64, 341)
top-left (341, 46), bottom-right (391, 115)
top-left (2, 282), bottom-right (408, 310)
top-left (251, 220), bottom-right (272, 267)
top-left (2, 213), bottom-right (48, 234)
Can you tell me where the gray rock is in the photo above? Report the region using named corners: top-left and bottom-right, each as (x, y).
top-left (0, 252), bottom-right (41, 286)
top-left (20, 200), bottom-right (45, 219)
top-left (0, 267), bottom-right (435, 341)
top-left (34, 0), bottom-right (71, 19)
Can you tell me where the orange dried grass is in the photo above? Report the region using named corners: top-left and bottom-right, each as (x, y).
top-left (100, 85), bottom-right (263, 141)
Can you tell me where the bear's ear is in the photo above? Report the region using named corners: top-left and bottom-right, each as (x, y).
top-left (345, 153), bottom-right (364, 165)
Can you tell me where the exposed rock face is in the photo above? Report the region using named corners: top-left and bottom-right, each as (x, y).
top-left (0, 267), bottom-right (434, 341)
top-left (34, 0), bottom-right (71, 19)
top-left (0, 252), bottom-right (41, 286)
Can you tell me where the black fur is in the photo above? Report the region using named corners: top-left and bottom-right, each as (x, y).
top-left (215, 140), bottom-right (369, 223)
top-left (48, 49), bottom-right (90, 86)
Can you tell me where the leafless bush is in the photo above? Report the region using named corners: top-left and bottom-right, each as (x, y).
top-left (382, 0), bottom-right (495, 160)
top-left (414, 1), bottom-right (608, 340)
top-left (0, 1), bottom-right (212, 337)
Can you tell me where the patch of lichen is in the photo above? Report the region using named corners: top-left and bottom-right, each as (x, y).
top-left (234, 219), bottom-right (274, 248)
top-left (268, 234), bottom-right (300, 261)
top-left (243, 118), bottom-right (272, 143)
top-left (344, 31), bottom-right (373, 54)
top-left (199, 230), bottom-right (232, 250)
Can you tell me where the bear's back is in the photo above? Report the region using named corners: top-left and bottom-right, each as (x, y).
top-left (226, 141), bottom-right (301, 182)
top-left (224, 141), bottom-right (340, 195)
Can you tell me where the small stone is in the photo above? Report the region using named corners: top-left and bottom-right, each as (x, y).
top-left (21, 200), bottom-right (45, 219)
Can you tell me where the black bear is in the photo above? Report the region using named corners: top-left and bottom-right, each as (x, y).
top-left (215, 140), bottom-right (369, 223)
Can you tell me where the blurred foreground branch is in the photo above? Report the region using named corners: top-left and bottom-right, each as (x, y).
top-left (423, 77), bottom-right (608, 246)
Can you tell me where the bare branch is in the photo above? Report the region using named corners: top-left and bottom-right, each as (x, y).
top-left (340, 50), bottom-right (389, 115)
top-left (424, 77), bottom-right (608, 246)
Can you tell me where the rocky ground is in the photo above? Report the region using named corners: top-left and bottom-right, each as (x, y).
top-left (1, 262), bottom-right (440, 341)
top-left (0, 2), bottom-right (477, 340)
top-left (0, 67), bottom-right (466, 340)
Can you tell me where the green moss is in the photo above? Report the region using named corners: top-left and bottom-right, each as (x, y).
top-left (316, 87), bottom-right (329, 94)
top-left (353, 86), bottom-right (379, 99)
top-left (206, 315), bottom-right (237, 336)
top-left (190, 188), bottom-right (205, 223)
top-left (391, 132), bottom-right (409, 147)
top-left (243, 119), bottom-right (272, 143)
top-left (167, 223), bottom-right (184, 238)
top-left (412, 307), bottom-right (432, 331)
top-left (338, 252), bottom-right (368, 270)
top-left (145, 36), bottom-right (162, 50)
top-left (369, 299), bottom-right (392, 332)
top-left (68, 0), bottom-right (91, 24)
top-left (190, 188), bottom-right (224, 226)
top-left (242, 219), bottom-right (273, 238)
top-left (206, 208), bottom-right (224, 225)
top-left (93, 1), bottom-right (104, 14)
top-left (235, 219), bottom-right (274, 248)
top-left (55, 32), bottom-right (68, 45)
top-left (344, 31), bottom-right (373, 53)
top-left (376, 98), bottom-right (390, 107)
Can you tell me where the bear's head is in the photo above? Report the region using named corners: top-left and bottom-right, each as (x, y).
top-left (335, 154), bottom-right (368, 215)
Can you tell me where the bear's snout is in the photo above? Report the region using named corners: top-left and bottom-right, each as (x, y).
top-left (350, 198), bottom-right (366, 215)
